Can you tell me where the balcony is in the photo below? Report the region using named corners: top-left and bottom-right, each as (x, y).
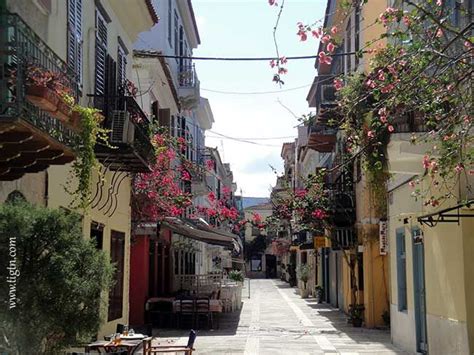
top-left (387, 112), bottom-right (430, 175)
top-left (331, 227), bottom-right (357, 250)
top-left (178, 63), bottom-right (200, 110)
top-left (94, 96), bottom-right (153, 172)
top-left (308, 124), bottom-right (337, 152)
top-left (325, 181), bottom-right (356, 226)
top-left (0, 13), bottom-right (79, 180)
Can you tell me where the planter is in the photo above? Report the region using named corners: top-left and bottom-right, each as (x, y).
top-left (69, 111), bottom-right (82, 132)
top-left (352, 318), bottom-right (363, 327)
top-left (300, 288), bottom-right (309, 299)
top-left (50, 99), bottom-right (72, 123)
top-left (26, 85), bottom-right (59, 112)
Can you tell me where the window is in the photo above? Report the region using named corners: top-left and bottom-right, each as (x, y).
top-left (174, 11), bottom-right (179, 57)
top-left (117, 39), bottom-right (127, 87)
top-left (354, 6), bottom-right (360, 68)
top-left (167, 0), bottom-right (172, 46)
top-left (345, 18), bottom-right (352, 74)
top-left (357, 252), bottom-right (364, 291)
top-left (179, 26), bottom-right (184, 69)
top-left (108, 230), bottom-right (125, 321)
top-left (67, 0), bottom-right (82, 85)
top-left (90, 221), bottom-right (104, 249)
top-left (301, 252), bottom-right (307, 265)
top-left (396, 228), bottom-right (407, 311)
top-left (95, 9), bottom-right (108, 102)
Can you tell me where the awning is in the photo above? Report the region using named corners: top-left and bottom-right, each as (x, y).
top-left (418, 200), bottom-right (474, 227)
top-left (162, 217), bottom-right (240, 252)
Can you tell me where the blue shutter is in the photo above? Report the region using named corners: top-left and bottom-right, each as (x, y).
top-left (67, 0), bottom-right (82, 84)
top-left (396, 228), bottom-right (407, 311)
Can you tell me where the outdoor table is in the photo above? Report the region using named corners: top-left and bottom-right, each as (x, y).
top-left (86, 335), bottom-right (145, 354)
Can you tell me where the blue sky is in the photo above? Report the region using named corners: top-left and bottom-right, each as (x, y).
top-left (193, 0), bottom-right (325, 197)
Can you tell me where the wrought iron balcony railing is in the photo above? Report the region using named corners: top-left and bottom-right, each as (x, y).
top-left (0, 13), bottom-right (79, 147)
top-left (178, 63), bottom-right (198, 88)
top-left (331, 227), bottom-right (357, 250)
top-left (94, 95), bottom-right (154, 172)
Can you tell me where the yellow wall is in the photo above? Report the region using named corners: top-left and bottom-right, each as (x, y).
top-left (5, 0), bottom-right (149, 337)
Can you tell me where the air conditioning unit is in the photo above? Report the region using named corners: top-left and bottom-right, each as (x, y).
top-left (320, 84), bottom-right (336, 104)
top-left (111, 110), bottom-right (135, 144)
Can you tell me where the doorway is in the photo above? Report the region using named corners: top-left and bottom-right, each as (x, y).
top-left (413, 228), bottom-right (428, 354)
top-left (265, 254), bottom-right (277, 278)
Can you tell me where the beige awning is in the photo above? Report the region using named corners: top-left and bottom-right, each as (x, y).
top-left (162, 217), bottom-right (240, 252)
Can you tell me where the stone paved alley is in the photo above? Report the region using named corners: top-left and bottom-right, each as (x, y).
top-left (154, 279), bottom-right (405, 355)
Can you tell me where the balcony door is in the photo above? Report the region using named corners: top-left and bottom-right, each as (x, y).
top-left (413, 228), bottom-right (428, 353)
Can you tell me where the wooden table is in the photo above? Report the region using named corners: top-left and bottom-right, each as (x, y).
top-left (85, 337), bottom-right (144, 354)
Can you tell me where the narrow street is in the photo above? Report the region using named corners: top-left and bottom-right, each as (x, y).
top-left (155, 279), bottom-right (404, 354)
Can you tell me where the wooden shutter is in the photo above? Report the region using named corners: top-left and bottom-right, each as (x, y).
top-left (117, 42), bottom-right (127, 87)
top-left (67, 0), bottom-right (82, 84)
top-left (105, 55), bottom-right (117, 114)
top-left (95, 9), bottom-right (108, 106)
top-left (108, 230), bottom-right (125, 321)
top-left (158, 108), bottom-right (171, 129)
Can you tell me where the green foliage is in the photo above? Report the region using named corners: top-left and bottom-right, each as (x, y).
top-left (0, 200), bottom-right (114, 354)
top-left (228, 270), bottom-right (244, 282)
top-left (297, 264), bottom-right (312, 285)
top-left (67, 105), bottom-right (111, 210)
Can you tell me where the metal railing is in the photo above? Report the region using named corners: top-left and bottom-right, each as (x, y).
top-left (0, 13), bottom-right (79, 147)
top-left (392, 112), bottom-right (427, 133)
top-left (178, 63), bottom-right (198, 88)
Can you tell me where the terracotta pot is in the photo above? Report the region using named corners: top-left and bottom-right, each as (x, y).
top-left (69, 111), bottom-right (82, 131)
top-left (352, 318), bottom-right (363, 327)
top-left (300, 288), bottom-right (309, 299)
top-left (49, 99), bottom-right (72, 123)
top-left (26, 85), bottom-right (59, 112)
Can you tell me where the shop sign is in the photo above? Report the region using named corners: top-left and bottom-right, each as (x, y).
top-left (313, 236), bottom-right (326, 249)
top-left (379, 220), bottom-right (388, 255)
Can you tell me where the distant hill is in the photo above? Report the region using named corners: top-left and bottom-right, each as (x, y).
top-left (242, 197), bottom-right (270, 209)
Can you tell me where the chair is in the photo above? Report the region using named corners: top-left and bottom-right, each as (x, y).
top-left (177, 298), bottom-right (195, 329)
top-left (143, 330), bottom-right (197, 355)
top-left (195, 297), bottom-right (213, 329)
top-left (148, 300), bottom-right (174, 328)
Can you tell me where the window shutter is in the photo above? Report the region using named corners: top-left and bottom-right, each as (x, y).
top-left (95, 9), bottom-right (108, 104)
top-left (158, 108), bottom-right (171, 130)
top-left (117, 42), bottom-right (127, 87)
top-left (105, 55), bottom-right (117, 114)
top-left (67, 0), bottom-right (82, 84)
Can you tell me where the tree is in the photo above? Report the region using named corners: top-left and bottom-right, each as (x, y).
top-left (0, 200), bottom-right (113, 354)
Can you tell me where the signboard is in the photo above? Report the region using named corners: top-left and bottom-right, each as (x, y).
top-left (379, 220), bottom-right (388, 255)
top-left (314, 236), bottom-right (326, 249)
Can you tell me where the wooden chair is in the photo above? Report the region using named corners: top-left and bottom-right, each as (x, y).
top-left (142, 330), bottom-right (197, 355)
top-left (177, 298), bottom-right (195, 329)
top-left (195, 297), bottom-right (213, 329)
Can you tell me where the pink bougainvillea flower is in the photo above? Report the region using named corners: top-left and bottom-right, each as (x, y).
top-left (367, 130), bottom-right (375, 138)
top-left (205, 159), bottom-right (215, 171)
top-left (295, 189), bottom-right (307, 198)
top-left (333, 78), bottom-right (344, 91)
top-left (280, 56), bottom-right (288, 64)
top-left (377, 70), bottom-right (386, 81)
top-left (311, 209), bottom-right (327, 220)
top-left (402, 15), bottom-right (411, 26)
top-left (408, 181), bottom-right (416, 188)
top-left (269, 59), bottom-right (276, 68)
top-left (387, 125), bottom-right (395, 133)
top-left (381, 84), bottom-right (395, 93)
top-left (436, 0), bottom-right (442, 5)
top-left (436, 28), bottom-right (443, 38)
top-left (327, 42), bottom-right (335, 53)
top-left (321, 35), bottom-right (331, 44)
top-left (278, 67), bottom-right (288, 75)
top-left (454, 163), bottom-right (464, 174)
top-left (297, 29), bottom-right (308, 41)
top-left (331, 26), bottom-right (338, 34)
top-left (268, 0), bottom-right (278, 6)
top-left (208, 191), bottom-right (216, 202)
top-left (319, 51), bottom-right (332, 65)
top-left (181, 170), bottom-right (191, 181)
top-left (365, 79), bottom-right (377, 88)
top-left (311, 30), bottom-right (320, 38)
top-left (422, 155), bottom-right (431, 169)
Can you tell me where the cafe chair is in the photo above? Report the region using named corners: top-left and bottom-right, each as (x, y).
top-left (177, 298), bottom-right (195, 329)
top-left (142, 330), bottom-right (197, 355)
top-left (195, 297), bottom-right (213, 329)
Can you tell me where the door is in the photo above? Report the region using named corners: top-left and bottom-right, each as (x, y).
top-left (413, 228), bottom-right (428, 353)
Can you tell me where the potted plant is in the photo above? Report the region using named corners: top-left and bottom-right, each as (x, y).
top-left (228, 270), bottom-right (244, 283)
top-left (25, 65), bottom-right (60, 112)
top-left (314, 285), bottom-right (324, 303)
top-left (297, 264), bottom-right (311, 298)
top-left (348, 304), bottom-right (365, 327)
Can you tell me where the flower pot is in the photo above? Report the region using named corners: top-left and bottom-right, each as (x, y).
top-left (300, 288), bottom-right (309, 299)
top-left (352, 318), bottom-right (363, 327)
top-left (68, 111), bottom-right (82, 131)
top-left (26, 85), bottom-right (59, 112)
top-left (49, 99), bottom-right (72, 123)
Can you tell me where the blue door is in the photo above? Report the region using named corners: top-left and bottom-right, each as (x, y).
top-left (412, 228), bottom-right (428, 353)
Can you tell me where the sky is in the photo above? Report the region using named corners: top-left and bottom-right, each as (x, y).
top-left (192, 0), bottom-right (326, 198)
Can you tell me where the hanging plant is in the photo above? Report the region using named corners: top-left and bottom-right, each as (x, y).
top-left (65, 105), bottom-right (110, 210)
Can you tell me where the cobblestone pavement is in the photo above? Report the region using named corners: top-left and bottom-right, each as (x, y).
top-left (152, 279), bottom-right (406, 355)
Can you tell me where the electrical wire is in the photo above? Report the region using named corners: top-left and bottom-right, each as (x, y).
top-left (146, 52), bottom-right (362, 61)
